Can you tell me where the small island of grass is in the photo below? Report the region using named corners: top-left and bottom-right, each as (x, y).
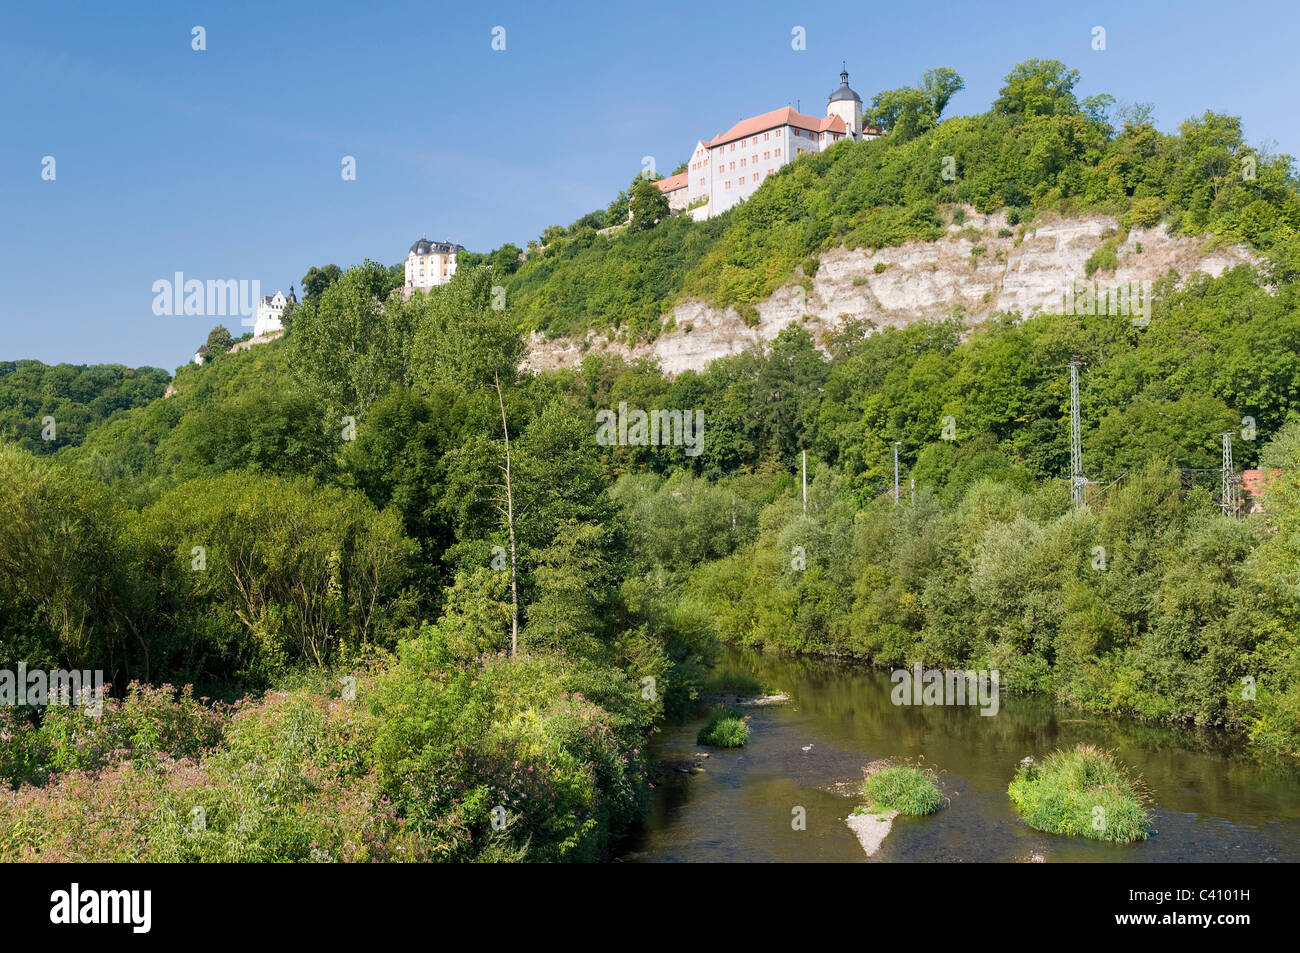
top-left (1008, 744), bottom-right (1152, 843)
top-left (697, 707), bottom-right (749, 747)
top-left (857, 762), bottom-right (945, 816)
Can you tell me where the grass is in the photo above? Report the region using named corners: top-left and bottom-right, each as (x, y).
top-left (704, 668), bottom-right (764, 697)
top-left (1007, 744), bottom-right (1152, 843)
top-left (697, 707), bottom-right (749, 747)
top-left (858, 763), bottom-right (945, 816)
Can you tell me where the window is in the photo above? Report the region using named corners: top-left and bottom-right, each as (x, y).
top-left (775, 148), bottom-right (782, 157)
top-left (764, 132), bottom-right (770, 141)
top-left (724, 180), bottom-right (731, 189)
top-left (739, 175), bottom-right (745, 184)
top-left (740, 158), bottom-right (746, 167)
top-left (764, 151), bottom-right (770, 160)
top-left (752, 154), bottom-right (758, 163)
top-left (730, 143), bottom-right (735, 152)
top-left (730, 161), bottom-right (735, 171)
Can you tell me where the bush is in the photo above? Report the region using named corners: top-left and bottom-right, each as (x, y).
top-left (1085, 241), bottom-right (1119, 276)
top-left (0, 645), bottom-right (653, 862)
top-left (696, 707), bottom-right (749, 747)
top-left (859, 763), bottom-right (945, 815)
top-left (1007, 745), bottom-right (1152, 843)
top-left (1125, 196), bottom-right (1165, 229)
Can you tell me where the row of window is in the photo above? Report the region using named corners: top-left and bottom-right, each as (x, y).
top-left (722, 170), bottom-right (768, 190)
top-left (717, 129), bottom-right (775, 154)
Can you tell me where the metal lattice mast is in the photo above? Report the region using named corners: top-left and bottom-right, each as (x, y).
top-left (1221, 432), bottom-right (1234, 515)
top-left (1069, 357), bottom-right (1085, 506)
top-left (893, 442), bottom-right (900, 506)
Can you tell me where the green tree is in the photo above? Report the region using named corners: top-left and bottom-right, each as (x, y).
top-left (290, 262), bottom-right (416, 418)
top-left (524, 519), bottom-right (611, 654)
top-left (629, 176), bottom-right (670, 231)
top-left (922, 67), bottom-right (965, 118)
top-left (489, 243), bottom-right (523, 275)
top-left (301, 264), bottom-right (343, 301)
top-left (205, 325), bottom-right (234, 353)
top-left (993, 59), bottom-right (1081, 118)
top-left (410, 268), bottom-right (524, 395)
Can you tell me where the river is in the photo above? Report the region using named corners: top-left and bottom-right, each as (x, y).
top-left (618, 648), bottom-right (1300, 862)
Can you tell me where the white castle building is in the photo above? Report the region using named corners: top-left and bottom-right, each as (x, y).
top-left (657, 68), bottom-right (879, 220)
top-left (252, 288), bottom-right (295, 337)
top-left (404, 237), bottom-right (464, 294)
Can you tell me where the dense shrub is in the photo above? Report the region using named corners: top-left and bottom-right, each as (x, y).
top-left (1008, 745), bottom-right (1152, 842)
top-left (859, 763), bottom-right (945, 815)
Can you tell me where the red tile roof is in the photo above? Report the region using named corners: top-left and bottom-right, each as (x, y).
top-left (655, 172), bottom-right (688, 193)
top-left (708, 106), bottom-right (846, 148)
top-left (1242, 468), bottom-right (1283, 496)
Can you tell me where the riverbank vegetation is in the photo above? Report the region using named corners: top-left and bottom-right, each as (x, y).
top-left (1008, 745), bottom-right (1152, 843)
top-left (1, 59), bottom-right (1298, 861)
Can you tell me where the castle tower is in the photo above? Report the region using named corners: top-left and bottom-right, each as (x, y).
top-left (827, 64), bottom-right (863, 140)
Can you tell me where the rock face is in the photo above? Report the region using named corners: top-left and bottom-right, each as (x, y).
top-left (230, 330), bottom-right (283, 354)
top-left (523, 212), bottom-right (1257, 377)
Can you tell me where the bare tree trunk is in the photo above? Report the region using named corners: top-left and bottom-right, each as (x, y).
top-left (495, 373), bottom-right (520, 657)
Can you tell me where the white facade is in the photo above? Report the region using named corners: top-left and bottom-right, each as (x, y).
top-left (654, 172), bottom-right (690, 212)
top-left (404, 238), bottom-right (463, 293)
top-left (253, 289), bottom-right (292, 337)
top-left (684, 69), bottom-right (879, 220)
top-left (704, 109), bottom-right (847, 217)
top-left (686, 139), bottom-right (711, 214)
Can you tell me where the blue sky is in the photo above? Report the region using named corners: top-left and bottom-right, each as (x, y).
top-left (2, 0), bottom-right (1297, 371)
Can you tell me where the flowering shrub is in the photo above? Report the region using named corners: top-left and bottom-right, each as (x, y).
top-left (370, 629), bottom-right (650, 862)
top-left (2, 682), bottom-right (230, 788)
top-left (0, 641), bottom-right (652, 862)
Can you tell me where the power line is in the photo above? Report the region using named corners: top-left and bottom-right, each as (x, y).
top-left (1069, 356), bottom-right (1086, 506)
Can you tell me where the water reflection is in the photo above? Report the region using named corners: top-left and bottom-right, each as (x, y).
top-left (619, 648), bottom-right (1300, 863)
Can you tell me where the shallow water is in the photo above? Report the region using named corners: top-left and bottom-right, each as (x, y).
top-left (618, 648), bottom-right (1300, 862)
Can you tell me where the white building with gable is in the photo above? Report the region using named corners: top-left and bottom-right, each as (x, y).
top-left (404, 237), bottom-right (464, 294)
top-left (667, 67), bottom-right (879, 221)
top-left (253, 288), bottom-right (295, 337)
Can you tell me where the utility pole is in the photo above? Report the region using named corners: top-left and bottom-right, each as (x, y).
top-left (801, 449), bottom-right (807, 516)
top-left (893, 442), bottom-right (900, 506)
top-left (1221, 432), bottom-right (1235, 516)
top-left (1069, 356), bottom-right (1085, 506)
top-left (493, 372), bottom-right (519, 657)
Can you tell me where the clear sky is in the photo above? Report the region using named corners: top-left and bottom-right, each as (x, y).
top-left (2, 0), bottom-right (1298, 371)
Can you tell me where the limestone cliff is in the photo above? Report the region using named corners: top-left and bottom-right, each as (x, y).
top-left (523, 211), bottom-right (1257, 377)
